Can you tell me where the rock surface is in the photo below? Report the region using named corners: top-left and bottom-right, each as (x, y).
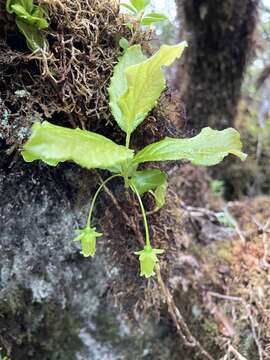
top-left (0, 154), bottom-right (182, 359)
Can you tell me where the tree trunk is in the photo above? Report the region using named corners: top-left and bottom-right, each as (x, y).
top-left (177, 0), bottom-right (258, 130)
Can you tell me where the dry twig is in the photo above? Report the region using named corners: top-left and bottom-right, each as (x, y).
top-left (208, 292), bottom-right (270, 360)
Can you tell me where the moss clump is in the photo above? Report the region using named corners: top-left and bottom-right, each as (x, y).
top-left (0, 0), bottom-right (152, 146)
top-left (216, 99), bottom-right (270, 198)
top-left (0, 287), bottom-right (82, 359)
top-left (191, 196), bottom-right (270, 358)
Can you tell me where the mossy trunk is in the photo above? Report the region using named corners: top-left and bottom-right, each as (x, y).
top-left (177, 0), bottom-right (258, 130)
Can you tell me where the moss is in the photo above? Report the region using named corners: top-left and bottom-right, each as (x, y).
top-left (213, 99), bottom-right (270, 199)
top-left (0, 287), bottom-right (83, 359)
top-left (186, 196), bottom-right (270, 358)
top-left (202, 319), bottom-right (219, 338)
top-left (0, 0), bottom-right (153, 146)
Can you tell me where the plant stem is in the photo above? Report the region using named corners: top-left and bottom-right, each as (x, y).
top-left (123, 133), bottom-right (131, 188)
top-left (128, 10), bottom-right (144, 46)
top-left (131, 184), bottom-right (150, 247)
top-left (125, 133), bottom-right (131, 149)
top-left (86, 174), bottom-right (121, 227)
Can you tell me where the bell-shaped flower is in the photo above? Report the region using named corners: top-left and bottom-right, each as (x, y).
top-left (74, 226), bottom-right (102, 257)
top-left (135, 245), bottom-right (164, 278)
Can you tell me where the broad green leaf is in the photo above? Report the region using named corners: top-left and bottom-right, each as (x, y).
top-left (150, 179), bottom-right (167, 210)
top-left (22, 121), bottom-right (134, 171)
top-left (16, 18), bottom-right (47, 50)
top-left (130, 168), bottom-right (167, 195)
top-left (141, 12), bottom-right (168, 26)
top-left (117, 41), bottom-right (187, 136)
top-left (108, 45), bottom-right (147, 132)
top-left (130, 0), bottom-right (150, 12)
top-left (134, 127), bottom-right (247, 166)
top-left (120, 2), bottom-right (137, 13)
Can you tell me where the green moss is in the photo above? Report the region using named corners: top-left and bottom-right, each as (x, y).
top-left (202, 319), bottom-right (219, 336)
top-left (0, 288), bottom-right (82, 360)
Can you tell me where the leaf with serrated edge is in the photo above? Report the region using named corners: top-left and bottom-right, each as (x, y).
top-left (108, 45), bottom-right (147, 132)
top-left (118, 41), bottom-right (187, 136)
top-left (130, 168), bottom-right (167, 195)
top-left (134, 127), bottom-right (247, 166)
top-left (22, 121), bottom-right (134, 172)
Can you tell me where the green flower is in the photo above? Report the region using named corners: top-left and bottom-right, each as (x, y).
top-left (134, 245), bottom-right (164, 278)
top-left (74, 226), bottom-right (102, 257)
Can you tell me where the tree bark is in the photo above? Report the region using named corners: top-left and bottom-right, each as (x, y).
top-left (177, 0), bottom-right (258, 130)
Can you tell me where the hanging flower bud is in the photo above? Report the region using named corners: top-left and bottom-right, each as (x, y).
top-left (134, 245), bottom-right (164, 278)
top-left (74, 226), bottom-right (102, 257)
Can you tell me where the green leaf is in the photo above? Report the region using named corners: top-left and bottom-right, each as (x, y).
top-left (150, 179), bottom-right (167, 210)
top-left (22, 121), bottom-right (134, 172)
top-left (11, 3), bottom-right (48, 29)
top-left (120, 2), bottom-right (137, 14)
top-left (133, 127), bottom-right (247, 166)
top-left (119, 37), bottom-right (129, 52)
top-left (6, 0), bottom-right (48, 51)
top-left (130, 168), bottom-right (166, 195)
top-left (6, 0), bottom-right (33, 14)
top-left (108, 45), bottom-right (147, 133)
top-left (209, 179), bottom-right (224, 196)
top-left (16, 18), bottom-right (47, 51)
top-left (10, 3), bottom-right (29, 18)
top-left (6, 0), bottom-right (13, 12)
top-left (130, 0), bottom-right (150, 12)
top-left (117, 41), bottom-right (187, 136)
top-left (20, 0), bottom-right (32, 13)
top-left (31, 5), bottom-right (49, 29)
top-left (141, 12), bottom-right (169, 26)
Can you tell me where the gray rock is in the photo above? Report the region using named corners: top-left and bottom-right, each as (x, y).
top-left (0, 157), bottom-right (177, 360)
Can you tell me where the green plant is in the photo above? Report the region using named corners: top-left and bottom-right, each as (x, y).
top-left (6, 0), bottom-right (49, 51)
top-left (121, 0), bottom-right (168, 26)
top-left (0, 348), bottom-right (10, 360)
top-left (119, 0), bottom-right (168, 51)
top-left (210, 179), bottom-right (225, 196)
top-left (21, 41), bottom-right (247, 278)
